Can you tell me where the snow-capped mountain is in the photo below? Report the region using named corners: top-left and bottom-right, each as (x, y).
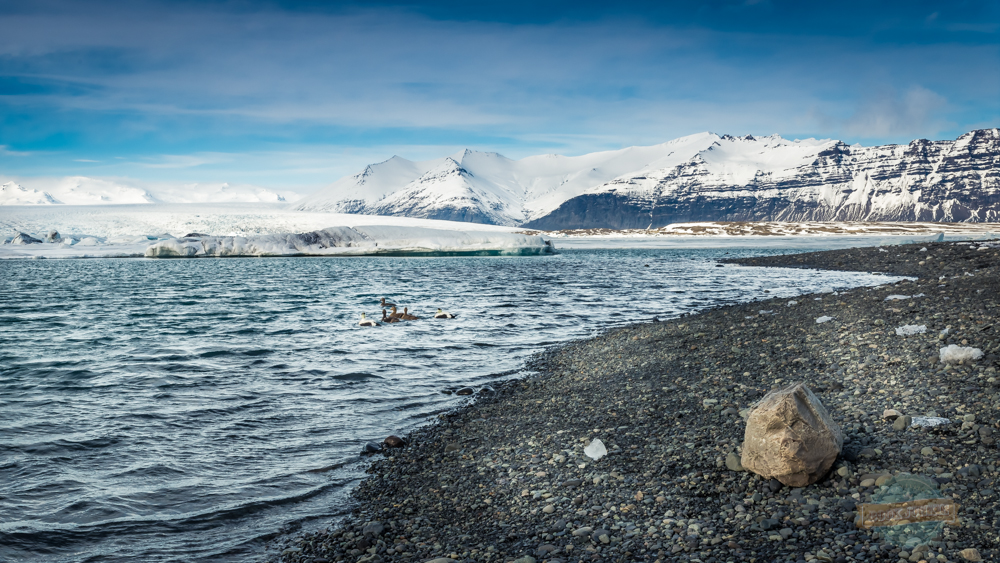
top-left (296, 129), bottom-right (1000, 228)
top-left (0, 177), bottom-right (294, 206)
top-left (293, 134), bottom-right (723, 225)
top-left (0, 182), bottom-right (62, 205)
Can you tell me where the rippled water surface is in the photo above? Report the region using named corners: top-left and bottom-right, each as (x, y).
top-left (0, 249), bottom-right (898, 562)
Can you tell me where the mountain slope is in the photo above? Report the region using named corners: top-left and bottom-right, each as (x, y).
top-left (300, 130), bottom-right (1000, 228)
top-left (525, 129), bottom-right (1000, 229)
top-left (0, 182), bottom-right (62, 205)
top-left (293, 133), bottom-right (723, 225)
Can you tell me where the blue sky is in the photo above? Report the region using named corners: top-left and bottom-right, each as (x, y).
top-left (1, 0), bottom-right (998, 194)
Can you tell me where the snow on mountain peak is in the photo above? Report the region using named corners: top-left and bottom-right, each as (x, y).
top-left (0, 182), bottom-right (62, 205)
top-left (296, 129), bottom-right (999, 227)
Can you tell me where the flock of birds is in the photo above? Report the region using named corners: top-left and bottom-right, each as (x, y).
top-left (358, 297), bottom-right (456, 327)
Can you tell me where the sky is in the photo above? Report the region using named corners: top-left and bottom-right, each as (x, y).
top-left (0, 0), bottom-right (998, 197)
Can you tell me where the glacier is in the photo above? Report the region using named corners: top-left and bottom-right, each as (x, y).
top-left (144, 226), bottom-right (555, 258)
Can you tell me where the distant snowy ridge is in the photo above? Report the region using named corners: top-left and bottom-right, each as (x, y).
top-left (0, 182), bottom-right (62, 205)
top-left (0, 177), bottom-right (293, 205)
top-left (144, 226), bottom-right (554, 257)
top-left (296, 129), bottom-right (1000, 228)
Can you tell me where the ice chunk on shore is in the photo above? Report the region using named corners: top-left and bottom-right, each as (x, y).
top-left (815, 316), bottom-right (834, 324)
top-left (884, 293), bottom-right (924, 301)
top-left (584, 439), bottom-right (607, 461)
top-left (145, 226), bottom-right (555, 258)
top-left (910, 416), bottom-right (950, 428)
top-left (939, 345), bottom-right (983, 363)
top-left (895, 324), bottom-right (927, 336)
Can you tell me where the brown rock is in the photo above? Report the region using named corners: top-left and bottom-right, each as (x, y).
top-left (740, 383), bottom-right (843, 487)
top-left (960, 548), bottom-right (983, 561)
top-left (882, 408), bottom-right (902, 421)
top-left (383, 435), bottom-right (405, 448)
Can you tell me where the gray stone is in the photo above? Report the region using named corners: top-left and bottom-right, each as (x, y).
top-left (725, 452), bottom-right (744, 472)
top-left (363, 521), bottom-right (385, 538)
top-left (591, 529), bottom-right (611, 544)
top-left (893, 415), bottom-right (913, 431)
top-left (455, 387), bottom-right (474, 396)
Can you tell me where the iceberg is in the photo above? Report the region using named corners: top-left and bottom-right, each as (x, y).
top-left (144, 226), bottom-right (555, 258)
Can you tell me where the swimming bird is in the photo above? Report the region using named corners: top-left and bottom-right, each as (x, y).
top-left (400, 307), bottom-right (421, 321)
top-left (358, 313), bottom-right (380, 327)
top-left (388, 305), bottom-right (402, 318)
top-left (434, 308), bottom-right (457, 319)
top-left (379, 297), bottom-right (396, 308)
top-left (382, 309), bottom-right (400, 323)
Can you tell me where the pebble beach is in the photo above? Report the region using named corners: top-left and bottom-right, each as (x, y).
top-left (268, 240), bottom-right (1000, 563)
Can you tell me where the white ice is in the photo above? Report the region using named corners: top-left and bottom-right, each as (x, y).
top-left (939, 345), bottom-right (984, 363)
top-left (584, 439), bottom-right (607, 461)
top-left (144, 226), bottom-right (553, 258)
top-left (895, 325), bottom-right (927, 336)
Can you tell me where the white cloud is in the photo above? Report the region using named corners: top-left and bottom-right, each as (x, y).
top-left (842, 86), bottom-right (949, 138)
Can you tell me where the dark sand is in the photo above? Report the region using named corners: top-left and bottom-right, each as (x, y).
top-left (269, 240), bottom-right (999, 563)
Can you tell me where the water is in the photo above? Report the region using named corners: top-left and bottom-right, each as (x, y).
top-left (0, 248), bottom-right (899, 562)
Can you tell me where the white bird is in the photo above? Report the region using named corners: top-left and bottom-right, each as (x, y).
top-left (358, 313), bottom-right (381, 327)
top-left (434, 308), bottom-right (457, 319)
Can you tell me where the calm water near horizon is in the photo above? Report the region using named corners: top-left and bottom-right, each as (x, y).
top-left (0, 248), bottom-right (901, 562)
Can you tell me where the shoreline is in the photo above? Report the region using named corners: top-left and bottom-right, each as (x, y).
top-left (268, 240), bottom-right (999, 563)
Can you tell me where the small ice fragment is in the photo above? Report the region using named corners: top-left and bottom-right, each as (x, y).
top-left (584, 439), bottom-right (607, 461)
top-left (786, 300), bottom-right (797, 307)
top-left (813, 298), bottom-right (822, 301)
top-left (895, 324), bottom-right (926, 336)
top-left (884, 295), bottom-right (911, 301)
top-left (910, 416), bottom-right (950, 428)
top-left (759, 310), bottom-right (773, 315)
top-left (815, 316), bottom-right (834, 324)
top-left (965, 272), bottom-right (974, 276)
top-left (878, 248), bottom-right (888, 252)
top-left (920, 247), bottom-right (927, 251)
top-left (939, 345), bottom-right (983, 363)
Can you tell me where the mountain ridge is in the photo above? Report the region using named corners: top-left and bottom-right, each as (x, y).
top-left (296, 129), bottom-right (1000, 228)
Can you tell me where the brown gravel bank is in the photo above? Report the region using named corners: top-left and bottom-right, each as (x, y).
top-left (268, 240), bottom-right (1000, 563)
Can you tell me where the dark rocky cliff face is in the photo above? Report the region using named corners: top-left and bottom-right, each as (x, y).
top-left (524, 129), bottom-right (1000, 230)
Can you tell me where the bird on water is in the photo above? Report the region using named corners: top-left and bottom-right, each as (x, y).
top-left (358, 313), bottom-right (380, 327)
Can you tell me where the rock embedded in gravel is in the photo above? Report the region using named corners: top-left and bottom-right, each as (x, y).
top-left (893, 414), bottom-right (913, 430)
top-left (741, 383), bottom-right (843, 486)
top-left (725, 452), bottom-right (744, 471)
top-left (383, 435), bottom-right (405, 448)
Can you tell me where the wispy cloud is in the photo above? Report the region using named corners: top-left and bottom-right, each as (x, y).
top-left (0, 145), bottom-right (34, 157)
top-left (841, 86), bottom-right (951, 139)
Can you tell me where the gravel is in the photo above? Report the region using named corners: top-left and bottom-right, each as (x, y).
top-left (266, 240), bottom-right (1000, 563)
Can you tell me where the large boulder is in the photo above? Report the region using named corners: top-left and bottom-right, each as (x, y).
top-left (740, 383), bottom-right (843, 487)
